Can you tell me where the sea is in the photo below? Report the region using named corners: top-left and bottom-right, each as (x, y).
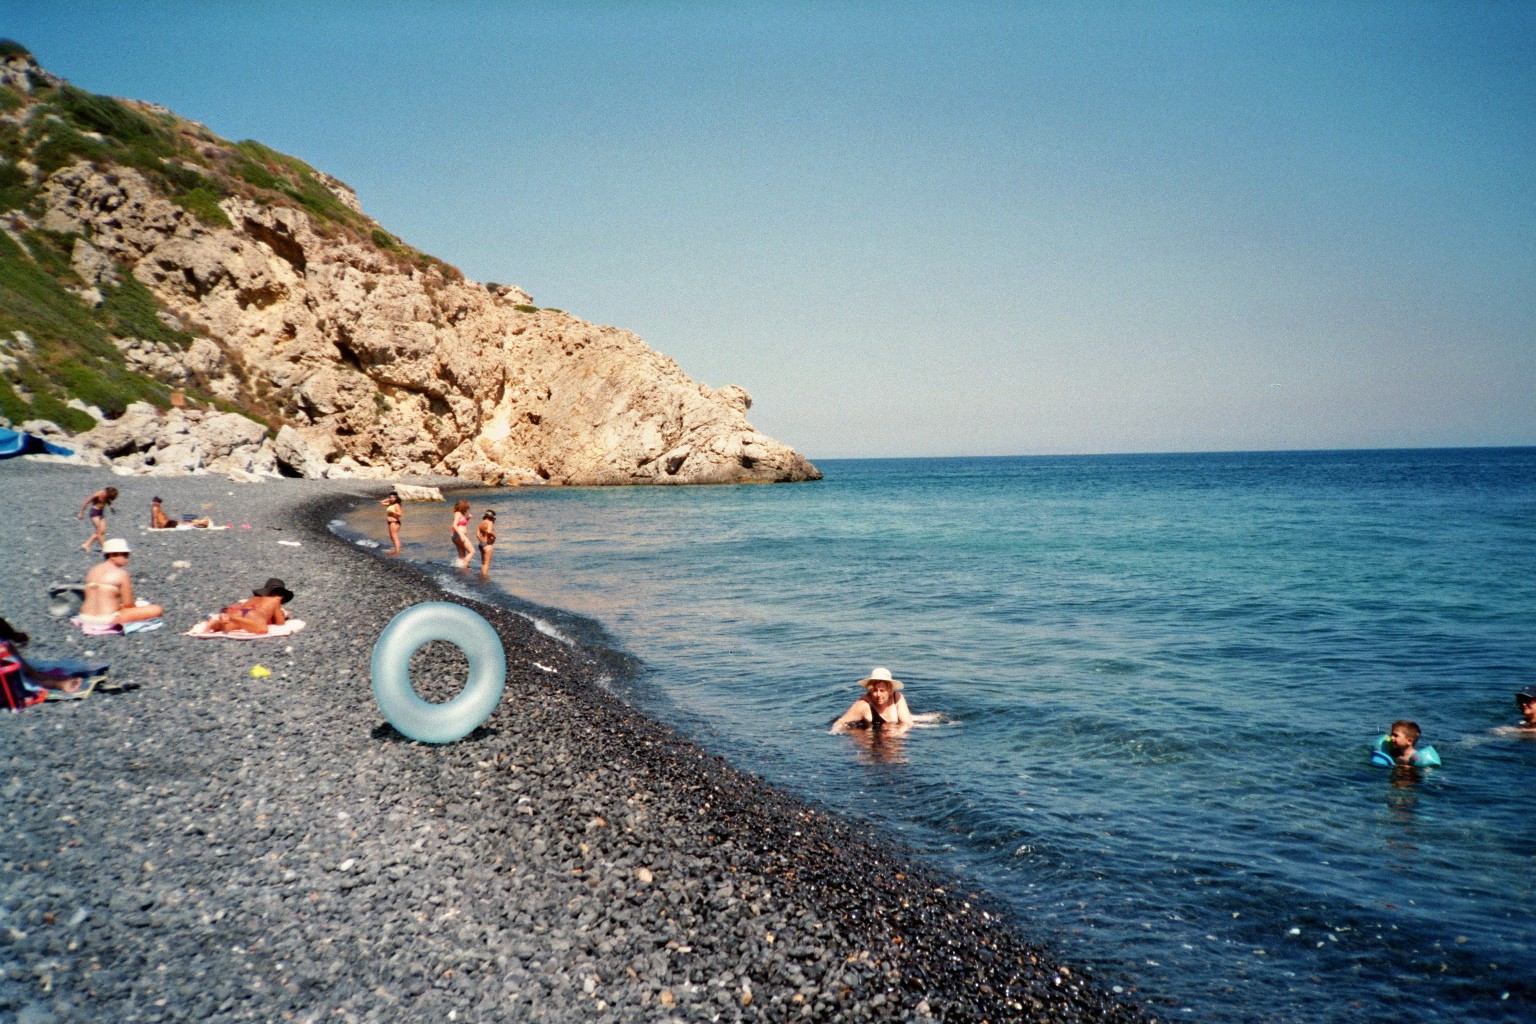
top-left (337, 448), bottom-right (1536, 1024)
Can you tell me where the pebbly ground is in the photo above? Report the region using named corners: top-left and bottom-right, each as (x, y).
top-left (0, 460), bottom-right (1156, 1024)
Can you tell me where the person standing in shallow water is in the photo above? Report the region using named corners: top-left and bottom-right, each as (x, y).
top-left (379, 491), bottom-right (403, 556)
top-left (476, 510), bottom-right (497, 577)
top-left (77, 486), bottom-right (117, 551)
top-left (830, 667), bottom-right (914, 735)
top-left (450, 499), bottom-right (472, 568)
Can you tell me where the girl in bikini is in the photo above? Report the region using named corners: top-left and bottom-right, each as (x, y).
top-left (450, 498), bottom-right (472, 568)
top-left (77, 486), bottom-right (118, 551)
top-left (380, 491), bottom-right (403, 556)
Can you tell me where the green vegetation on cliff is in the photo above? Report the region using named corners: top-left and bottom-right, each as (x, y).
top-left (0, 39), bottom-right (458, 431)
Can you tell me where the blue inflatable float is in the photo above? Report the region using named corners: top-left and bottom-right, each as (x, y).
top-left (370, 602), bottom-right (506, 744)
top-left (1370, 735), bottom-right (1441, 768)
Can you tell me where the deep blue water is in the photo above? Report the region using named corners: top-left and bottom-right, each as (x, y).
top-left (342, 448), bottom-right (1536, 1024)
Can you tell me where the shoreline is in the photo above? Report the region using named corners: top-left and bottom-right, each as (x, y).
top-left (0, 461), bottom-right (1153, 1023)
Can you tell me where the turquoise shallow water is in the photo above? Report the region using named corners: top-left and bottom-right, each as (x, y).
top-left (343, 448), bottom-right (1536, 1023)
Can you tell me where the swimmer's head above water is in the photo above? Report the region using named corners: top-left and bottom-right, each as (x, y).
top-left (1517, 687), bottom-right (1536, 728)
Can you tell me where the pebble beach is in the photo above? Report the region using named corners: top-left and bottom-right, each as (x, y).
top-left (0, 461), bottom-right (1152, 1024)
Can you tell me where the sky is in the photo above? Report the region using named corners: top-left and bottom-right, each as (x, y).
top-left (7, 1), bottom-right (1534, 459)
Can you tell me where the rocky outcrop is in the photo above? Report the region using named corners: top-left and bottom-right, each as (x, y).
top-left (68, 401), bottom-right (278, 479)
top-left (19, 72), bottom-right (820, 485)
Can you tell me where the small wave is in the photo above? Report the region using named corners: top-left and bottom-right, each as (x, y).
top-left (437, 576), bottom-right (479, 601)
top-left (354, 538), bottom-right (379, 549)
top-left (515, 610), bottom-right (572, 645)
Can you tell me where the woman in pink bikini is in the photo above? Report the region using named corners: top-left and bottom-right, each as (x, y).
top-left (450, 498), bottom-right (473, 568)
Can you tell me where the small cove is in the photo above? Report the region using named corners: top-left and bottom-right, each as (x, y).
top-left (341, 448), bottom-right (1536, 1024)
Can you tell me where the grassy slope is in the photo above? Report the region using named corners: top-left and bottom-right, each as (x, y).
top-left (0, 39), bottom-right (459, 435)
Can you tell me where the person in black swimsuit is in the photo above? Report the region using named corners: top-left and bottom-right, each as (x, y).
top-left (830, 667), bottom-right (914, 734)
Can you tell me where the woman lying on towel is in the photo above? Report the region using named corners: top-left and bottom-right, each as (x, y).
top-left (199, 578), bottom-right (293, 634)
top-left (78, 539), bottom-right (164, 627)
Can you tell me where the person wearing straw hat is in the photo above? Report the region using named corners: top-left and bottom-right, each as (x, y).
top-left (830, 667), bottom-right (914, 734)
top-left (200, 578), bottom-right (294, 635)
top-left (78, 539), bottom-right (163, 627)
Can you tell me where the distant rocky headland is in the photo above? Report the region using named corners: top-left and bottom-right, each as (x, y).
top-left (0, 42), bottom-right (820, 485)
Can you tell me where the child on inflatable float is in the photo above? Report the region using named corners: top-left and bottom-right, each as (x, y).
top-left (1371, 719), bottom-right (1440, 767)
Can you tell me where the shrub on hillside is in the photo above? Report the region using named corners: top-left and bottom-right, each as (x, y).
top-left (173, 186), bottom-right (232, 228)
top-left (0, 158), bottom-right (30, 212)
top-left (102, 275), bottom-right (197, 349)
top-left (30, 122), bottom-right (113, 174)
top-left (51, 86), bottom-right (174, 158)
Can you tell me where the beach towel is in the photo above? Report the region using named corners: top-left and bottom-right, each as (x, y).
top-left (70, 617), bottom-right (164, 636)
top-left (184, 619), bottom-right (306, 640)
top-left (25, 658), bottom-right (112, 701)
top-left (24, 656), bottom-right (110, 684)
top-left (43, 673), bottom-right (109, 700)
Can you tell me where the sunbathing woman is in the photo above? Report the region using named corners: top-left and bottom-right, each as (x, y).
top-left (450, 498), bottom-right (473, 568)
top-left (380, 491), bottom-right (403, 556)
top-left (201, 578), bottom-right (293, 634)
top-left (150, 496), bottom-right (211, 529)
top-left (77, 486), bottom-right (118, 551)
top-left (78, 539), bottom-right (164, 626)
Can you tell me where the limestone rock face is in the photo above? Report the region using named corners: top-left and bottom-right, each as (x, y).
top-left (38, 158), bottom-right (820, 485)
top-left (69, 401), bottom-right (278, 477)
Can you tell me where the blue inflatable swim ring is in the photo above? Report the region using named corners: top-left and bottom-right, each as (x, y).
top-left (370, 602), bottom-right (506, 744)
top-left (1370, 735), bottom-right (1441, 768)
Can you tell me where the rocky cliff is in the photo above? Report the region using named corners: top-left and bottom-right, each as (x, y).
top-left (0, 46), bottom-right (819, 484)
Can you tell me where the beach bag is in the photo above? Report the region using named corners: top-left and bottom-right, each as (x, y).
top-left (1, 641), bottom-right (46, 711)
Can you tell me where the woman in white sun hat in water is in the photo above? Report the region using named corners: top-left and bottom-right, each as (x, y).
top-left (830, 667), bottom-right (914, 734)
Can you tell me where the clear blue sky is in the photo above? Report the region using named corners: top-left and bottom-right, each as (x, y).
top-left (9, 1), bottom-right (1534, 458)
